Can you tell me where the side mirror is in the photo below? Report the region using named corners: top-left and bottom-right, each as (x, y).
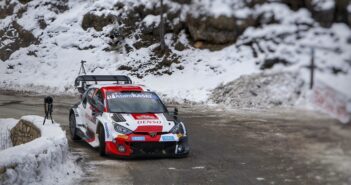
top-left (167, 106), bottom-right (179, 120)
top-left (92, 105), bottom-right (103, 116)
top-left (92, 97), bottom-right (104, 115)
top-left (174, 107), bottom-right (178, 116)
top-left (97, 103), bottom-right (104, 112)
top-left (173, 107), bottom-right (179, 120)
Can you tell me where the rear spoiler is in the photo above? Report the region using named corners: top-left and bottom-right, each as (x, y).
top-left (75, 75), bottom-right (132, 93)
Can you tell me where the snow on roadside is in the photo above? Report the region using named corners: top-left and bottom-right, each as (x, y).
top-left (0, 116), bottom-right (82, 185)
top-left (209, 71), bottom-right (306, 108)
top-left (0, 119), bottom-right (17, 150)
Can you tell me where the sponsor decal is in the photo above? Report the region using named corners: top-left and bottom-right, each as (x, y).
top-left (177, 133), bottom-right (183, 138)
top-left (132, 114), bottom-right (162, 125)
top-left (107, 93), bottom-right (157, 100)
top-left (132, 113), bottom-right (158, 120)
top-left (136, 120), bottom-right (162, 125)
top-left (162, 136), bottom-right (175, 141)
top-left (131, 136), bottom-right (145, 141)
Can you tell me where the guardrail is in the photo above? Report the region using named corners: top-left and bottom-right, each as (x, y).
top-left (310, 80), bottom-right (350, 124)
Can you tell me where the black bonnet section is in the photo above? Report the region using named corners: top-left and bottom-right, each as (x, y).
top-left (112, 113), bottom-right (126, 122)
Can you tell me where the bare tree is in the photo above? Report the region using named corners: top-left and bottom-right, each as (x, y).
top-left (159, 0), bottom-right (166, 52)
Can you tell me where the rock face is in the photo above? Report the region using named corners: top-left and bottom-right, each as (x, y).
top-left (10, 119), bottom-right (41, 146)
top-left (302, 0), bottom-right (351, 27)
top-left (170, 0), bottom-right (191, 4)
top-left (282, 0), bottom-right (305, 10)
top-left (18, 0), bottom-right (32, 4)
top-left (187, 15), bottom-right (237, 44)
top-left (305, 0), bottom-right (335, 27)
top-left (0, 1), bottom-right (15, 19)
top-left (0, 22), bottom-right (39, 61)
top-left (82, 13), bottom-right (117, 31)
top-left (186, 14), bottom-right (256, 45)
top-left (45, 0), bottom-right (69, 14)
top-left (334, 0), bottom-right (351, 23)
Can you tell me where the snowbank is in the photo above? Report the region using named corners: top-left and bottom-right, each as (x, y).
top-left (0, 119), bottom-right (17, 151)
top-left (0, 116), bottom-right (82, 185)
top-left (209, 72), bottom-right (306, 108)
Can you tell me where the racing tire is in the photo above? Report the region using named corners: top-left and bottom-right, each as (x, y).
top-left (98, 124), bottom-right (106, 156)
top-left (69, 113), bottom-right (80, 141)
top-left (175, 152), bottom-right (189, 158)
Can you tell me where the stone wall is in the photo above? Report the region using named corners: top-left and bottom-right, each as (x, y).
top-left (10, 119), bottom-right (41, 146)
top-left (0, 116), bottom-right (77, 184)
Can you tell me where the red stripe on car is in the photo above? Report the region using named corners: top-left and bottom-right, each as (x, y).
top-left (132, 113), bottom-right (158, 120)
top-left (134, 125), bottom-right (163, 132)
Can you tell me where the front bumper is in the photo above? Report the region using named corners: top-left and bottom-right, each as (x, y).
top-left (105, 134), bottom-right (189, 158)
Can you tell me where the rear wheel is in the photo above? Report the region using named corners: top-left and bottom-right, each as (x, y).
top-left (98, 125), bottom-right (106, 156)
top-left (69, 113), bottom-right (80, 140)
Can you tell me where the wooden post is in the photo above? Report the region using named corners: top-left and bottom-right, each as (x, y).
top-left (310, 48), bottom-right (315, 90)
top-left (159, 0), bottom-right (166, 52)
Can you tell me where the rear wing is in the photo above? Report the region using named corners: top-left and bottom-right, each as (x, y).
top-left (75, 75), bottom-right (132, 93)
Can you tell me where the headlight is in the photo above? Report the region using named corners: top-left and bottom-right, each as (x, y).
top-left (114, 123), bottom-right (132, 134)
top-left (170, 123), bottom-right (184, 134)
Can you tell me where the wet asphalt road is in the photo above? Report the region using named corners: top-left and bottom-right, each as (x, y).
top-left (0, 93), bottom-right (351, 185)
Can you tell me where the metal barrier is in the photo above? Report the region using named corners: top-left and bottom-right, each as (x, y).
top-left (310, 80), bottom-right (350, 124)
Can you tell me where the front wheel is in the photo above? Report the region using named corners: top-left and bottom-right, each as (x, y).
top-left (98, 125), bottom-right (106, 156)
top-left (69, 113), bottom-right (80, 141)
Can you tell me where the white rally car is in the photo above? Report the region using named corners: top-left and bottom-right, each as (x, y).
top-left (69, 75), bottom-right (189, 158)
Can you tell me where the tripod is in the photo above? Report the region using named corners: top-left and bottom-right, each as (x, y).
top-left (79, 60), bottom-right (87, 75)
top-left (43, 96), bottom-right (54, 125)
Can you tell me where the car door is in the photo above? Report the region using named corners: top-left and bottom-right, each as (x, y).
top-left (87, 88), bottom-right (106, 134)
top-left (83, 88), bottom-right (97, 131)
top-left (79, 89), bottom-right (90, 126)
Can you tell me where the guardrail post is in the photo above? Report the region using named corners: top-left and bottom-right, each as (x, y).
top-left (310, 48), bottom-right (315, 90)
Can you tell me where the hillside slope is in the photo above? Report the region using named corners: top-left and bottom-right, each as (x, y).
top-left (0, 0), bottom-right (350, 104)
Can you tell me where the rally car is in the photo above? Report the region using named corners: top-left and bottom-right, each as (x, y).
top-left (69, 75), bottom-right (189, 158)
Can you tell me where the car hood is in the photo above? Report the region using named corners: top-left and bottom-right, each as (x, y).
top-left (110, 113), bottom-right (175, 133)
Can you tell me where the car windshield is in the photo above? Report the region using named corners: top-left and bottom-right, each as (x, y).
top-left (106, 91), bottom-right (166, 113)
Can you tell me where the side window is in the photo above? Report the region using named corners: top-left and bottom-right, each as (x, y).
top-left (82, 88), bottom-right (96, 109)
top-left (87, 88), bottom-right (96, 106)
top-left (82, 90), bottom-right (90, 108)
top-left (95, 89), bottom-right (104, 104)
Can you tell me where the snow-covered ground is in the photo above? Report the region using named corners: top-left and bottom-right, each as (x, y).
top-left (210, 71), bottom-right (306, 108)
top-left (0, 116), bottom-right (82, 185)
top-left (0, 0), bottom-right (350, 105)
top-left (0, 118), bottom-right (17, 150)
